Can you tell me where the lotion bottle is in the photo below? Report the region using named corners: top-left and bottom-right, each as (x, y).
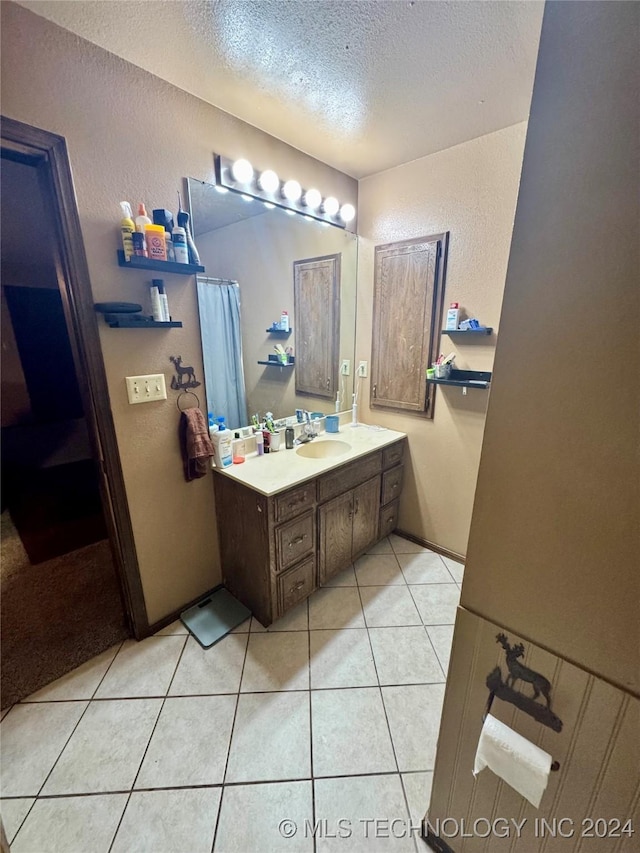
top-left (172, 224), bottom-right (189, 264)
top-left (119, 202), bottom-right (135, 260)
top-left (211, 423), bottom-right (233, 468)
top-left (135, 203), bottom-right (152, 233)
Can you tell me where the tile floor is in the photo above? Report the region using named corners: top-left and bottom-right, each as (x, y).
top-left (0, 534), bottom-right (463, 852)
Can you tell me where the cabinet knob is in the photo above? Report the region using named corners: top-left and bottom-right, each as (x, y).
top-left (289, 534), bottom-right (307, 547)
top-left (291, 580), bottom-right (305, 592)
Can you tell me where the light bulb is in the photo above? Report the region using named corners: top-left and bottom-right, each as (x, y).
top-left (323, 196), bottom-right (339, 216)
top-left (283, 179), bottom-right (302, 202)
top-left (339, 203), bottom-right (356, 223)
top-left (304, 188), bottom-right (322, 210)
top-left (258, 169), bottom-right (279, 193)
top-left (231, 158), bottom-right (254, 184)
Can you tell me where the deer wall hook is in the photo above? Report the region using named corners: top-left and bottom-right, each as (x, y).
top-left (486, 633), bottom-right (563, 733)
top-left (169, 355), bottom-right (201, 391)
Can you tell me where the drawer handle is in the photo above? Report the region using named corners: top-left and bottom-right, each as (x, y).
top-left (387, 516), bottom-right (394, 524)
top-left (392, 483), bottom-right (399, 490)
top-left (290, 580), bottom-right (306, 592)
top-left (287, 495), bottom-right (306, 509)
top-left (289, 534), bottom-right (307, 547)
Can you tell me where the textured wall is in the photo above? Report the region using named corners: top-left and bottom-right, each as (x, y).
top-left (461, 0), bottom-right (639, 692)
top-left (1, 2), bottom-right (356, 624)
top-left (356, 123), bottom-right (528, 556)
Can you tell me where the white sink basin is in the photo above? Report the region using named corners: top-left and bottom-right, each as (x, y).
top-left (296, 439), bottom-right (351, 459)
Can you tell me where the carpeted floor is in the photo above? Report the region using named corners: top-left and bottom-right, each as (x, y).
top-left (1, 510), bottom-right (129, 708)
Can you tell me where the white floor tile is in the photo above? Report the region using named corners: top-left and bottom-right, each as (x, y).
top-left (442, 557), bottom-right (464, 583)
top-left (23, 645), bottom-right (121, 702)
top-left (231, 618), bottom-right (252, 633)
top-left (365, 536), bottom-right (394, 555)
top-left (389, 534), bottom-right (428, 554)
top-left (309, 587), bottom-right (365, 630)
top-left (42, 699), bottom-right (161, 795)
top-left (401, 771), bottom-right (433, 823)
top-left (322, 564), bottom-right (357, 587)
top-left (314, 774), bottom-right (414, 852)
top-left (426, 625), bottom-right (455, 674)
top-left (135, 695), bottom-right (236, 788)
top-left (382, 685), bottom-right (445, 772)
top-left (354, 554), bottom-right (405, 586)
top-left (251, 599), bottom-right (308, 632)
top-left (0, 798), bottom-right (34, 843)
top-left (408, 584), bottom-right (460, 626)
top-left (369, 627), bottom-right (445, 685)
top-left (0, 701), bottom-right (87, 796)
top-left (94, 637), bottom-right (186, 699)
top-left (310, 629), bottom-right (377, 689)
top-left (112, 787), bottom-right (221, 853)
top-left (169, 634), bottom-right (248, 695)
top-left (397, 552), bottom-right (452, 585)
top-left (226, 691), bottom-right (311, 783)
top-left (11, 793), bottom-right (127, 853)
top-left (241, 632), bottom-right (309, 692)
top-left (154, 620), bottom-right (189, 636)
top-left (312, 688), bottom-right (396, 777)
top-left (215, 781), bottom-right (313, 852)
top-left (360, 586), bottom-right (422, 627)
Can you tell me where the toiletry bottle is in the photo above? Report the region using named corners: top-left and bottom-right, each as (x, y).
top-left (208, 413), bottom-right (217, 438)
top-left (262, 429), bottom-right (271, 453)
top-left (153, 279), bottom-right (170, 321)
top-left (145, 224), bottom-right (167, 261)
top-left (280, 310), bottom-right (289, 332)
top-left (172, 223), bottom-right (189, 264)
top-left (135, 203), bottom-right (152, 233)
top-left (149, 282), bottom-right (163, 321)
top-left (285, 427), bottom-right (295, 449)
top-left (132, 231), bottom-right (147, 257)
top-left (446, 302), bottom-right (460, 330)
top-left (211, 421), bottom-right (233, 468)
top-left (255, 429), bottom-right (264, 456)
top-left (177, 193), bottom-right (201, 265)
top-left (119, 202), bottom-right (135, 260)
top-left (232, 432), bottom-right (245, 464)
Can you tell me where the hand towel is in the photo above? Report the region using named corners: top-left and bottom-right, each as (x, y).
top-left (179, 407), bottom-right (214, 481)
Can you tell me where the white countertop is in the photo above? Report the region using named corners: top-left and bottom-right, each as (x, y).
top-left (212, 422), bottom-right (407, 496)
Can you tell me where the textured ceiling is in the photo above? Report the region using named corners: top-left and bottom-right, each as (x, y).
top-left (18, 0), bottom-right (544, 178)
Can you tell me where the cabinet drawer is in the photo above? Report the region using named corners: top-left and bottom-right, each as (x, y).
top-left (383, 440), bottom-right (405, 469)
top-left (274, 482), bottom-right (316, 524)
top-left (379, 499), bottom-right (399, 539)
top-left (318, 450), bottom-right (382, 503)
top-left (276, 556), bottom-right (316, 615)
top-left (381, 465), bottom-right (404, 506)
top-left (275, 511), bottom-right (315, 572)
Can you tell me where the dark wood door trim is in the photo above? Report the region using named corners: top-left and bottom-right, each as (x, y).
top-left (1, 116), bottom-right (148, 637)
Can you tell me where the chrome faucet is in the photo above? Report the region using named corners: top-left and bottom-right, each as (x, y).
top-left (302, 411), bottom-right (318, 440)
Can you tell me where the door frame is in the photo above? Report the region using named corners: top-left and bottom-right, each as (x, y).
top-left (1, 116), bottom-right (148, 637)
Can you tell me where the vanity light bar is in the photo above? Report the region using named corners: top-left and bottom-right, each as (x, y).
top-left (213, 154), bottom-right (356, 229)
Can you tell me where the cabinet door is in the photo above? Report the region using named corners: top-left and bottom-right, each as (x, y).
top-left (318, 490), bottom-right (353, 585)
top-left (352, 475), bottom-right (381, 557)
top-left (294, 254), bottom-right (340, 399)
top-left (371, 233), bottom-right (448, 417)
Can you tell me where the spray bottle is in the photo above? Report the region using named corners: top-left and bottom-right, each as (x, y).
top-left (119, 202), bottom-right (135, 260)
top-left (177, 191), bottom-right (201, 266)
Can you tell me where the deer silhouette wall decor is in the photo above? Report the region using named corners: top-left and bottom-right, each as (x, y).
top-left (485, 632), bottom-right (563, 732)
top-left (169, 355), bottom-right (201, 390)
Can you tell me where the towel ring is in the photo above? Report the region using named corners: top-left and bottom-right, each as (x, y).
top-left (176, 390), bottom-right (200, 411)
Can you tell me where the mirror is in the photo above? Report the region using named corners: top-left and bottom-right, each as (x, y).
top-left (187, 178), bottom-right (357, 426)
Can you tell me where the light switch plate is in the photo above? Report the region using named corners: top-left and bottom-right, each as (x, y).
top-left (340, 359), bottom-right (351, 376)
top-left (357, 361), bottom-right (368, 378)
top-left (126, 373), bottom-right (167, 404)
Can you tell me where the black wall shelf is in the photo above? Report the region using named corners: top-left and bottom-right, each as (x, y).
top-left (428, 369), bottom-right (492, 389)
top-left (266, 328), bottom-right (293, 336)
top-left (442, 328), bottom-right (493, 336)
top-left (105, 317), bottom-right (182, 329)
top-left (117, 250), bottom-right (205, 275)
top-left (258, 356), bottom-right (295, 367)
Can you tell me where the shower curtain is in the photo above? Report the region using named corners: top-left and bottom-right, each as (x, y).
top-left (196, 277), bottom-right (248, 429)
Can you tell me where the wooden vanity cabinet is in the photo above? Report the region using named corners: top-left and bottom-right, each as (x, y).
top-left (213, 438), bottom-right (406, 626)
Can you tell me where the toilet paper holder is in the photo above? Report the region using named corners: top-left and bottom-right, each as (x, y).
top-left (483, 690), bottom-right (560, 771)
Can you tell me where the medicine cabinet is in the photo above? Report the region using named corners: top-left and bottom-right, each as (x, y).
top-left (370, 232), bottom-right (449, 417)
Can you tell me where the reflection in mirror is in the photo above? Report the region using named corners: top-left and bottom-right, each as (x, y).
top-left (188, 179), bottom-right (357, 427)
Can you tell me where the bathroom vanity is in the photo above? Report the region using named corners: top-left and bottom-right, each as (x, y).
top-left (212, 426), bottom-right (406, 626)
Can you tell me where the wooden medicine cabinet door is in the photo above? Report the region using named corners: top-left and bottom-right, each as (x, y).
top-left (370, 233), bottom-right (448, 416)
top-left (294, 254), bottom-right (340, 400)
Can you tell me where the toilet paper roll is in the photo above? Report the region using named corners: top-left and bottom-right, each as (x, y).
top-left (473, 714), bottom-right (552, 808)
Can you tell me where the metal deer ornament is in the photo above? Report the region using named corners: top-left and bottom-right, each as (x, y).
top-left (169, 355), bottom-right (201, 391)
top-left (485, 633), bottom-right (563, 732)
